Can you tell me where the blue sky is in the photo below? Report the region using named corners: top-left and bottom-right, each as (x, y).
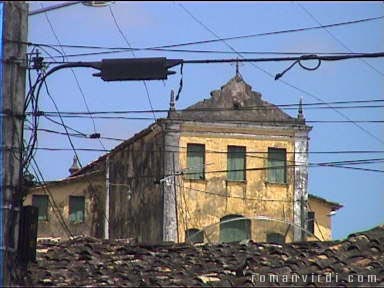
top-left (27, 1), bottom-right (383, 240)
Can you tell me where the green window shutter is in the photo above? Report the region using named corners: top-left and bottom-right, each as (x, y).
top-left (186, 144), bottom-right (205, 179)
top-left (227, 146), bottom-right (246, 181)
top-left (69, 196), bottom-right (85, 223)
top-left (307, 211), bottom-right (315, 234)
top-left (267, 148), bottom-right (287, 183)
top-left (267, 232), bottom-right (285, 244)
top-left (219, 215), bottom-right (251, 243)
top-left (32, 195), bottom-right (48, 221)
top-left (185, 228), bottom-right (204, 243)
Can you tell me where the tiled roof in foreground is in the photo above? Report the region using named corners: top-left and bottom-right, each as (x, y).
top-left (17, 225), bottom-right (384, 287)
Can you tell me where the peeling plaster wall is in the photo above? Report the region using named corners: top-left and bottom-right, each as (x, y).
top-left (177, 122), bottom-right (298, 243)
top-left (294, 130), bottom-right (310, 241)
top-left (24, 175), bottom-right (105, 239)
top-left (162, 121), bottom-right (181, 242)
top-left (108, 125), bottom-right (164, 243)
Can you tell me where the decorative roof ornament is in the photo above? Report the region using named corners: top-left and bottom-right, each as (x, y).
top-left (232, 58), bottom-right (243, 80)
top-left (297, 97), bottom-right (305, 121)
top-left (169, 90), bottom-right (176, 111)
top-left (168, 90), bottom-right (177, 118)
top-left (69, 156), bottom-right (80, 176)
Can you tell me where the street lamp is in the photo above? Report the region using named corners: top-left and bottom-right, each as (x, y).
top-left (28, 1), bottom-right (114, 16)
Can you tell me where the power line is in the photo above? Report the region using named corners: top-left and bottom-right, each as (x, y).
top-left (26, 98), bottom-right (384, 115)
top-left (108, 5), bottom-right (157, 121)
top-left (30, 157), bottom-right (74, 238)
top-left (28, 104), bottom-right (384, 115)
top-left (46, 48), bottom-right (379, 59)
top-left (42, 4), bottom-right (107, 151)
top-left (31, 146), bottom-right (384, 155)
top-left (41, 80), bottom-right (113, 231)
top-left (29, 127), bottom-right (125, 142)
top-left (22, 42), bottom-right (379, 59)
top-left (295, 2), bottom-right (384, 78)
top-left (181, 52), bottom-right (384, 64)
top-left (30, 116), bottom-right (384, 123)
top-left (177, 183), bottom-right (296, 203)
top-left (176, 2), bottom-right (384, 146)
top-left (17, 13), bottom-right (384, 55)
top-left (153, 13), bottom-right (384, 49)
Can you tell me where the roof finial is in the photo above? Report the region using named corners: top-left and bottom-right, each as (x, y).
top-left (236, 58), bottom-right (240, 77)
top-left (297, 96), bottom-right (304, 121)
top-left (169, 89), bottom-right (176, 111)
top-left (168, 90), bottom-right (176, 118)
top-left (69, 155), bottom-right (79, 176)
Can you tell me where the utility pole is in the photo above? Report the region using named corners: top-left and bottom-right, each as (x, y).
top-left (1, 1), bottom-right (28, 285)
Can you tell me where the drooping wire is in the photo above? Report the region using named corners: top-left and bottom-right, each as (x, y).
top-left (30, 157), bottom-right (74, 238)
top-left (41, 79), bottom-right (113, 231)
top-left (175, 63), bottom-right (184, 101)
top-left (41, 3), bottom-right (107, 151)
top-left (176, 2), bottom-right (384, 146)
top-left (108, 5), bottom-right (157, 121)
top-left (295, 2), bottom-right (384, 78)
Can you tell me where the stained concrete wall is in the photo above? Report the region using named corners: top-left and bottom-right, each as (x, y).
top-left (24, 174), bottom-right (105, 239)
top-left (177, 122), bottom-right (298, 243)
top-left (107, 124), bottom-right (165, 243)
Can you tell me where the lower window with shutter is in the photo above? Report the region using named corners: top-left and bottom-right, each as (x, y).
top-left (219, 214), bottom-right (251, 243)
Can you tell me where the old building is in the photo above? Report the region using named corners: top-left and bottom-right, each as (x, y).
top-left (24, 75), bottom-right (342, 243)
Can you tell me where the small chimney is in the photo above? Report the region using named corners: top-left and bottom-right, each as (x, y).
top-left (69, 156), bottom-right (79, 176)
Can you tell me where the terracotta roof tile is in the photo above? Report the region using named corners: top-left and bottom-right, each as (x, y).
top-left (13, 225), bottom-right (384, 287)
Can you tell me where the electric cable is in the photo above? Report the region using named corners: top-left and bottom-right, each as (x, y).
top-left (176, 2), bottom-right (384, 146)
top-left (42, 4), bottom-right (107, 151)
top-left (108, 5), bottom-right (157, 121)
top-left (295, 2), bottom-right (384, 78)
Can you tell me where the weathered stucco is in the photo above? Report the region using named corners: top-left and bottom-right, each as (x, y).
top-left (107, 123), bottom-right (164, 243)
top-left (162, 121), bottom-right (181, 242)
top-left (24, 173), bottom-right (105, 239)
top-left (294, 130), bottom-right (310, 241)
top-left (24, 75), bottom-right (342, 244)
top-left (177, 122), bottom-right (297, 243)
top-left (307, 195), bottom-right (342, 241)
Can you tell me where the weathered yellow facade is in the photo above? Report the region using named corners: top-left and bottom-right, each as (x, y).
top-left (25, 75), bottom-right (342, 244)
top-left (307, 195), bottom-right (342, 241)
top-left (177, 125), bottom-right (296, 243)
top-left (24, 172), bottom-right (105, 239)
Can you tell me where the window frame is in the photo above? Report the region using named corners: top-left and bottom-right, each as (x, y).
top-left (219, 214), bottom-right (251, 243)
top-left (266, 147), bottom-right (287, 184)
top-left (307, 211), bottom-right (315, 234)
top-left (68, 195), bottom-right (85, 223)
top-left (186, 143), bottom-right (205, 180)
top-left (227, 145), bottom-right (246, 181)
top-left (32, 194), bottom-right (49, 221)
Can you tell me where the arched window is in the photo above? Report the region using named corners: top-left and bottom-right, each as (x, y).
top-left (219, 214), bottom-right (251, 243)
top-left (185, 228), bottom-right (204, 243)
